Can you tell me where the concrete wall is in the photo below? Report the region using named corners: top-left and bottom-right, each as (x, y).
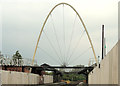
top-left (1, 70), bottom-right (40, 85)
top-left (0, 69), bottom-right (1, 86)
top-left (43, 75), bottom-right (53, 84)
top-left (88, 40), bottom-right (119, 84)
top-left (118, 2), bottom-right (120, 85)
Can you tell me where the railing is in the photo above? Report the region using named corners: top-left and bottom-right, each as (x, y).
top-left (0, 57), bottom-right (37, 66)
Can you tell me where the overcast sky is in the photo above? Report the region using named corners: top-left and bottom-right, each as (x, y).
top-left (0, 0), bottom-right (119, 66)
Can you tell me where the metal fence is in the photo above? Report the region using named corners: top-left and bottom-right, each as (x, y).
top-left (0, 52), bottom-right (37, 66)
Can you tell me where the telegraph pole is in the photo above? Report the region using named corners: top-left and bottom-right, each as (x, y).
top-left (102, 25), bottom-right (104, 60)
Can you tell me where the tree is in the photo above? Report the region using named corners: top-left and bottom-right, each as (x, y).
top-left (0, 51), bottom-right (4, 65)
top-left (62, 73), bottom-right (86, 81)
top-left (61, 64), bottom-right (86, 81)
top-left (12, 51), bottom-right (23, 66)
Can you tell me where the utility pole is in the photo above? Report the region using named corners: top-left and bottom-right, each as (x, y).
top-left (102, 25), bottom-right (104, 60)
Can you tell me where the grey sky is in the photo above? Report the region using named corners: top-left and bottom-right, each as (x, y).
top-left (0, 0), bottom-right (119, 66)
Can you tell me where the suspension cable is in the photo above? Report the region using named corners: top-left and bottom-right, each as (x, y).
top-left (50, 14), bottom-right (63, 63)
top-left (69, 47), bottom-right (91, 65)
top-left (62, 4), bottom-right (66, 64)
top-left (38, 47), bottom-right (62, 65)
top-left (66, 14), bottom-right (77, 63)
top-left (67, 30), bottom-right (85, 63)
top-left (42, 30), bottom-right (64, 64)
top-left (32, 3), bottom-right (98, 66)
